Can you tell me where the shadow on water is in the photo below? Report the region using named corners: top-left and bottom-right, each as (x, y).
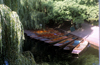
top-left (70, 44), bottom-right (99, 65)
top-left (23, 34), bottom-right (99, 65)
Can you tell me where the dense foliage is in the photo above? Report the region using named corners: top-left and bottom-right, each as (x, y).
top-left (20, 0), bottom-right (99, 29)
top-left (45, 0), bottom-right (98, 24)
top-left (71, 0), bottom-right (98, 6)
top-left (0, 4), bottom-right (35, 65)
top-left (2, 0), bottom-right (98, 29)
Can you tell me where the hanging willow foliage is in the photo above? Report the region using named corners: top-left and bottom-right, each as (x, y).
top-left (0, 4), bottom-right (36, 65)
top-left (18, 0), bottom-right (49, 30)
top-left (3, 0), bottom-right (20, 12)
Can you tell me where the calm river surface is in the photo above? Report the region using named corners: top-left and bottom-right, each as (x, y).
top-left (24, 36), bottom-right (99, 65)
top-left (70, 44), bottom-right (99, 65)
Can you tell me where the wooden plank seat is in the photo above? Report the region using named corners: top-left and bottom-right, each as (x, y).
top-left (29, 32), bottom-right (64, 41)
top-left (63, 37), bottom-right (83, 51)
top-left (44, 36), bottom-right (68, 44)
top-left (38, 33), bottom-right (60, 39)
top-left (39, 33), bottom-right (72, 42)
top-left (53, 34), bottom-right (78, 47)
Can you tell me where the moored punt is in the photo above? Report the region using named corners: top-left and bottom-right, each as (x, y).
top-left (29, 33), bottom-right (57, 40)
top-left (24, 30), bottom-right (36, 36)
top-left (53, 35), bottom-right (78, 47)
top-left (29, 29), bottom-right (64, 40)
top-left (30, 28), bottom-right (60, 35)
top-left (39, 33), bottom-right (70, 41)
top-left (33, 33), bottom-right (63, 41)
top-left (39, 32), bottom-right (69, 41)
top-left (44, 36), bottom-right (68, 44)
top-left (40, 38), bottom-right (50, 41)
top-left (30, 35), bottom-right (38, 38)
top-left (30, 30), bottom-right (50, 35)
top-left (38, 33), bottom-right (60, 39)
top-left (71, 40), bottom-right (88, 54)
top-left (26, 32), bottom-right (65, 41)
top-left (63, 38), bottom-right (83, 50)
top-left (29, 35), bottom-right (43, 40)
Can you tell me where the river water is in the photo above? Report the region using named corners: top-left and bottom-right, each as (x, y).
top-left (70, 44), bottom-right (99, 65)
top-left (24, 35), bottom-right (99, 65)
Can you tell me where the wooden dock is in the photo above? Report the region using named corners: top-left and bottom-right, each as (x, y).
top-left (70, 23), bottom-right (99, 50)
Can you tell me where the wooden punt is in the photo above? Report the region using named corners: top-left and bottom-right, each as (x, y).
top-left (34, 33), bottom-right (60, 41)
top-left (24, 30), bottom-right (32, 34)
top-left (39, 33), bottom-right (70, 41)
top-left (53, 35), bottom-right (78, 47)
top-left (30, 32), bottom-right (64, 41)
top-left (31, 28), bottom-right (65, 36)
top-left (44, 36), bottom-right (68, 44)
top-left (63, 38), bottom-right (83, 50)
top-left (38, 33), bottom-right (60, 39)
top-left (30, 30), bottom-right (49, 35)
top-left (30, 28), bottom-right (59, 35)
top-left (28, 31), bottom-right (54, 40)
top-left (40, 38), bottom-right (50, 41)
top-left (30, 35), bottom-right (40, 40)
top-left (30, 33), bottom-right (62, 41)
top-left (24, 30), bottom-right (36, 36)
top-left (71, 40), bottom-right (88, 54)
top-left (25, 28), bottom-right (65, 39)
top-left (36, 32), bottom-right (64, 41)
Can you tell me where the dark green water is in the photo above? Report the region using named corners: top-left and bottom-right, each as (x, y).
top-left (23, 36), bottom-right (99, 65)
top-left (70, 45), bottom-right (99, 65)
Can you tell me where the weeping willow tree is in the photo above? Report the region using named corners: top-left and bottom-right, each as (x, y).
top-left (4, 0), bottom-right (53, 30)
top-left (0, 4), bottom-right (36, 65)
top-left (18, 0), bottom-right (48, 30)
top-left (3, 0), bottom-right (20, 12)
